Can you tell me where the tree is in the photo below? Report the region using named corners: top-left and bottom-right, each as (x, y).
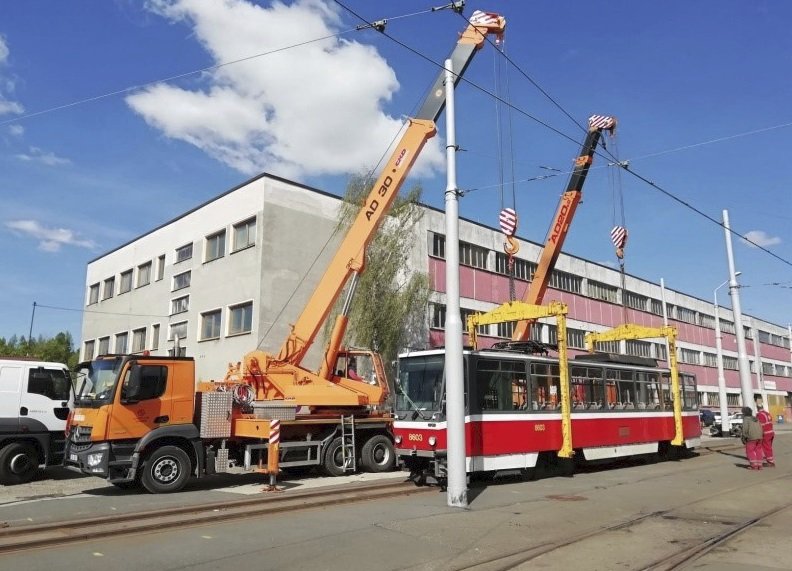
top-left (0, 331), bottom-right (79, 368)
top-left (327, 173), bottom-right (431, 384)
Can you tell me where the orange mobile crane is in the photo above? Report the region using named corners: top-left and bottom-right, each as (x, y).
top-left (511, 115), bottom-right (616, 342)
top-left (63, 8), bottom-right (507, 493)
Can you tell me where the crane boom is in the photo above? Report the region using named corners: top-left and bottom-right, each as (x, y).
top-left (276, 10), bottom-right (507, 367)
top-left (512, 115), bottom-right (616, 341)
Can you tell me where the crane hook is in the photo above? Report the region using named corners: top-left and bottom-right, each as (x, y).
top-left (504, 235), bottom-right (520, 256)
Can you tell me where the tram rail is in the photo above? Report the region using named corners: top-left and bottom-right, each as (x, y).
top-left (453, 471), bottom-right (792, 571)
top-left (0, 477), bottom-right (428, 554)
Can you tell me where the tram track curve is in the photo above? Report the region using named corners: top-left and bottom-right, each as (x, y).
top-left (0, 478), bottom-right (429, 554)
top-left (452, 470), bottom-right (791, 571)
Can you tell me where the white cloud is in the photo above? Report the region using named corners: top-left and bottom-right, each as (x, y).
top-left (0, 34), bottom-right (8, 64)
top-left (0, 34), bottom-right (24, 117)
top-left (5, 219), bottom-right (96, 252)
top-left (7, 124), bottom-right (23, 136)
top-left (742, 230), bottom-right (781, 248)
top-left (15, 146), bottom-right (71, 166)
top-left (128, 0), bottom-right (444, 179)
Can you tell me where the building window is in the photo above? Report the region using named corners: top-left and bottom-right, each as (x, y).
top-left (720, 320), bottom-right (735, 335)
top-left (495, 253), bottom-right (536, 281)
top-left (233, 217), bottom-right (256, 251)
top-left (762, 362), bottom-right (774, 375)
top-left (649, 299), bottom-right (664, 316)
top-left (459, 241), bottom-right (488, 269)
top-left (593, 340), bottom-right (620, 353)
top-left (98, 337), bottom-right (110, 356)
top-left (103, 277), bottom-right (115, 300)
top-left (626, 339), bottom-right (652, 358)
top-left (723, 355), bottom-right (738, 370)
top-left (698, 313), bottom-right (715, 329)
top-left (496, 321), bottom-right (516, 339)
top-left (550, 270), bottom-right (582, 294)
top-left (88, 283), bottom-right (100, 305)
top-left (168, 346), bottom-right (187, 357)
top-left (460, 308), bottom-right (488, 336)
top-left (201, 310), bottom-right (222, 340)
top-left (119, 269), bottom-right (133, 294)
top-left (173, 270), bottom-right (191, 291)
top-left (171, 295), bottom-right (189, 315)
top-left (703, 352), bottom-right (718, 367)
top-left (567, 328), bottom-right (586, 349)
top-left (623, 291), bottom-right (647, 311)
top-left (132, 328), bottom-right (146, 353)
top-left (587, 280), bottom-right (618, 304)
top-left (137, 262), bottom-right (152, 288)
top-left (156, 254), bottom-right (166, 281)
top-left (430, 303), bottom-right (446, 329)
top-left (84, 340), bottom-right (95, 361)
top-left (228, 302), bottom-right (253, 335)
top-left (430, 233), bottom-right (445, 259)
top-left (676, 307), bottom-right (697, 325)
top-left (655, 342), bottom-right (668, 361)
top-left (205, 230), bottom-right (226, 263)
top-left (169, 321), bottom-right (187, 341)
top-left (152, 324), bottom-right (160, 350)
top-left (115, 332), bottom-right (128, 354)
top-left (680, 348), bottom-right (700, 365)
top-left (176, 243), bottom-right (193, 263)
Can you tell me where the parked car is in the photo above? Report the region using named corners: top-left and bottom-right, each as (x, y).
top-left (699, 409), bottom-right (715, 426)
top-left (709, 412), bottom-right (743, 437)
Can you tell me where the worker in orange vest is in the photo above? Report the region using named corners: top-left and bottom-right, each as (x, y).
top-left (756, 403), bottom-right (775, 467)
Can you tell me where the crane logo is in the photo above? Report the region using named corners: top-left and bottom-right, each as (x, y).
top-left (365, 175), bottom-right (394, 221)
top-left (394, 148), bottom-right (408, 169)
top-left (550, 199), bottom-right (572, 243)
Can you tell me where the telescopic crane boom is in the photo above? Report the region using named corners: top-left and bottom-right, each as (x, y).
top-left (240, 9), bottom-right (506, 407)
top-left (512, 114), bottom-right (615, 341)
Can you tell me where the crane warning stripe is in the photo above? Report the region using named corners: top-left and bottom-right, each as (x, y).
top-left (499, 208), bottom-right (517, 236)
top-left (611, 226), bottom-right (628, 248)
top-left (270, 419), bottom-right (281, 445)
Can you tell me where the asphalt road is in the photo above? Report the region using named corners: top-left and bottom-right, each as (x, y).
top-left (1, 429), bottom-right (789, 570)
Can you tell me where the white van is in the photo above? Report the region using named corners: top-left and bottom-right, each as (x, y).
top-left (0, 358), bottom-right (73, 484)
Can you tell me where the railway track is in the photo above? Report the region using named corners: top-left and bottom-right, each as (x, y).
top-left (0, 478), bottom-right (430, 554)
top-left (454, 471), bottom-right (792, 571)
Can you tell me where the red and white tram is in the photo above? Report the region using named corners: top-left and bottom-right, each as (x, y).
top-left (393, 346), bottom-right (701, 483)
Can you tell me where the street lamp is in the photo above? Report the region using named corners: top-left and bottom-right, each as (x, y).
top-left (714, 271), bottom-right (740, 435)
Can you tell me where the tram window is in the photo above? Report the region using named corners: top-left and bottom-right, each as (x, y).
top-left (570, 366), bottom-right (605, 409)
top-left (475, 359), bottom-right (528, 412)
top-left (644, 373), bottom-right (662, 410)
top-left (614, 369), bottom-right (636, 408)
top-left (531, 362), bottom-right (561, 411)
top-left (682, 374), bottom-right (698, 409)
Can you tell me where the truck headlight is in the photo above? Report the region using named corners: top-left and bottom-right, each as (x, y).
top-left (86, 452), bottom-right (104, 468)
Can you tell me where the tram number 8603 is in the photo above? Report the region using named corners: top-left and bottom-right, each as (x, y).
top-left (408, 433), bottom-right (423, 442)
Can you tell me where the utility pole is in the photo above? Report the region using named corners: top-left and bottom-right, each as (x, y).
top-left (27, 301), bottom-right (37, 356)
top-left (713, 278), bottom-right (734, 434)
top-left (722, 210), bottom-right (754, 411)
top-left (443, 58), bottom-right (467, 509)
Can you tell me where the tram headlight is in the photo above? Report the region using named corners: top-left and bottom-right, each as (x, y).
top-left (394, 435), bottom-right (402, 445)
top-left (428, 436), bottom-right (437, 447)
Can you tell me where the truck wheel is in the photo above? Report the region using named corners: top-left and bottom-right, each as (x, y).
top-left (320, 437), bottom-right (348, 477)
top-left (0, 442), bottom-right (38, 485)
top-left (360, 435), bottom-right (395, 473)
top-left (140, 446), bottom-right (191, 494)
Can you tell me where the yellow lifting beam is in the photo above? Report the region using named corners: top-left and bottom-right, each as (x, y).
top-left (584, 324), bottom-right (684, 446)
top-left (467, 301), bottom-right (574, 459)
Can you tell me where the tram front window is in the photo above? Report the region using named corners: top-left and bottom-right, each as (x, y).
top-left (396, 355), bottom-right (445, 419)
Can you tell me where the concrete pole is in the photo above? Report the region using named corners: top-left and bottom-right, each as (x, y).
top-left (750, 322), bottom-right (768, 406)
top-left (713, 281), bottom-right (730, 434)
top-left (722, 210), bottom-right (754, 411)
top-left (443, 59), bottom-right (467, 509)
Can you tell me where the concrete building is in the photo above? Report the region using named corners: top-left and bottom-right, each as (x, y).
top-left (81, 173), bottom-right (792, 417)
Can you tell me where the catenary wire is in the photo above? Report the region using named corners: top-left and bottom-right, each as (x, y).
top-left (335, 2), bottom-right (792, 270)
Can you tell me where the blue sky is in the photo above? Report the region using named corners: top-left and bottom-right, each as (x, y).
top-left (1, 0), bottom-right (791, 343)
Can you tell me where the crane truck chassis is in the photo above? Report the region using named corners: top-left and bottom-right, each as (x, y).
top-left (64, 7), bottom-right (507, 493)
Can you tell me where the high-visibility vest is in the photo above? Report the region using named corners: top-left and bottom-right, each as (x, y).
top-left (757, 410), bottom-right (775, 436)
